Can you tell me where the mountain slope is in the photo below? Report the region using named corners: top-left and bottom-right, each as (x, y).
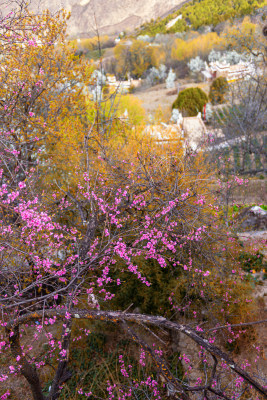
top-left (27, 0), bottom-right (187, 37)
top-left (138, 0), bottom-right (266, 36)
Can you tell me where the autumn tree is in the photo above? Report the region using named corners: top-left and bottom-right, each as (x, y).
top-left (114, 94), bottom-right (147, 126)
top-left (71, 34), bottom-right (113, 58)
top-left (0, 6), bottom-right (93, 191)
top-left (209, 76), bottom-right (229, 104)
top-left (171, 32), bottom-right (223, 62)
top-left (224, 16), bottom-right (258, 52)
top-left (114, 39), bottom-right (165, 78)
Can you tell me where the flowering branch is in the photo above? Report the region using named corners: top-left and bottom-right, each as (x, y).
top-left (6, 308), bottom-right (267, 398)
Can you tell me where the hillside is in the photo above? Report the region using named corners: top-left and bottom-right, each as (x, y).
top-left (19, 0), bottom-right (188, 37)
top-left (138, 0), bottom-right (267, 36)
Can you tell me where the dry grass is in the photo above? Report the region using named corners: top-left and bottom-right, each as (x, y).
top-left (134, 80), bottom-right (210, 115)
top-left (232, 179), bottom-right (266, 204)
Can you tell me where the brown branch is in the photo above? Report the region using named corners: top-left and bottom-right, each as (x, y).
top-left (207, 319), bottom-right (267, 332)
top-left (7, 309), bottom-right (267, 398)
top-left (209, 387), bottom-right (232, 400)
top-left (121, 321), bottom-right (190, 400)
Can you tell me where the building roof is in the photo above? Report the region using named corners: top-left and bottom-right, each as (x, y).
top-left (201, 70), bottom-right (213, 79)
top-left (204, 61), bottom-right (255, 82)
top-left (144, 116), bottom-right (207, 150)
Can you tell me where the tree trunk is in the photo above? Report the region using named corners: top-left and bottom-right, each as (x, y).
top-left (7, 326), bottom-right (47, 400)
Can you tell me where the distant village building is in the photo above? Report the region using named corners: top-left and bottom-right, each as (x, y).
top-left (201, 69), bottom-right (214, 82)
top-left (144, 113), bottom-right (207, 150)
top-left (202, 61), bottom-right (255, 83)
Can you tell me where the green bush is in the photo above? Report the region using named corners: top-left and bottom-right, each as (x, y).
top-left (172, 87), bottom-right (208, 116)
top-left (239, 251), bottom-right (266, 273)
top-left (209, 76), bottom-right (229, 105)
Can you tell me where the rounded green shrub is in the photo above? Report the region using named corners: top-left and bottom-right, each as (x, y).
top-left (209, 76), bottom-right (229, 105)
top-left (172, 87), bottom-right (208, 116)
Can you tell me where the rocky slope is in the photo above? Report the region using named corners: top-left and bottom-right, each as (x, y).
top-left (27, 0), bottom-right (187, 37)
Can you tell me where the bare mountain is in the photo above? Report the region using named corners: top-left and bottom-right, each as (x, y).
top-left (25, 0), bottom-right (187, 37)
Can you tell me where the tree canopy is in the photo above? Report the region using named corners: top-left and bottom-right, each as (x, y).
top-left (209, 76), bottom-right (229, 104)
top-left (114, 40), bottom-right (165, 78)
top-left (138, 0), bottom-right (264, 36)
top-left (172, 87), bottom-right (208, 116)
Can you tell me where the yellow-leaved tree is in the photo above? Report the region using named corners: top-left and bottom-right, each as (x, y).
top-left (223, 16), bottom-right (260, 51)
top-left (114, 39), bottom-right (165, 78)
top-left (0, 8), bottom-right (94, 191)
top-left (171, 32), bottom-right (223, 61)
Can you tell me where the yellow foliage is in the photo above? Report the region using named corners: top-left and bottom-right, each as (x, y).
top-left (0, 8), bottom-right (94, 190)
top-left (171, 32), bottom-right (223, 61)
top-left (150, 45), bottom-right (166, 68)
top-left (71, 35), bottom-right (110, 51)
top-left (223, 17), bottom-right (258, 50)
top-left (115, 95), bottom-right (147, 126)
top-left (153, 105), bottom-right (170, 124)
top-left (114, 40), bottom-right (166, 78)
